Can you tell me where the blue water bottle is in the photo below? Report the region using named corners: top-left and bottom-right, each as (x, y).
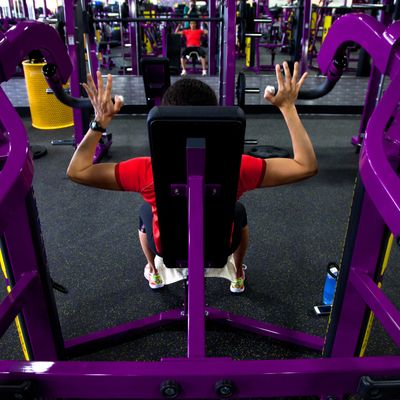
top-left (322, 262), bottom-right (339, 305)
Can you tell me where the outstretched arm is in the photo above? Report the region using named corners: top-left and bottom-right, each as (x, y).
top-left (261, 61), bottom-right (318, 187)
top-left (66, 71), bottom-right (124, 190)
top-left (175, 23), bottom-right (184, 33)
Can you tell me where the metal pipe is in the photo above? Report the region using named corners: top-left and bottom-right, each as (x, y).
top-left (253, 18), bottom-right (272, 23)
top-left (81, 0), bottom-right (93, 77)
top-left (42, 64), bottom-right (92, 109)
top-left (245, 33), bottom-right (262, 37)
top-left (95, 17), bottom-right (223, 23)
top-left (245, 88), bottom-right (260, 94)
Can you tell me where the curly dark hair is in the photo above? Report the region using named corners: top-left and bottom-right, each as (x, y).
top-left (161, 78), bottom-right (218, 106)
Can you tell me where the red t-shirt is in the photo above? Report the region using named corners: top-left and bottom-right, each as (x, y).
top-left (115, 155), bottom-right (266, 252)
top-left (183, 29), bottom-right (204, 47)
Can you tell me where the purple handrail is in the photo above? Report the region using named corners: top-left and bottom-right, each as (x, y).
top-left (317, 14), bottom-right (389, 75)
top-left (0, 25), bottom-right (63, 217)
top-left (0, 87), bottom-right (31, 228)
top-left (0, 21), bottom-right (71, 84)
top-left (360, 70), bottom-right (400, 237)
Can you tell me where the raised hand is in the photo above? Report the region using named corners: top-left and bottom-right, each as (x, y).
top-left (264, 61), bottom-right (307, 111)
top-left (82, 70), bottom-right (124, 129)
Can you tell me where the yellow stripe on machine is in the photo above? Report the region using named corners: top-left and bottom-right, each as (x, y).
top-left (322, 15), bottom-right (332, 43)
top-left (245, 37), bottom-right (251, 67)
top-left (359, 233), bottom-right (393, 357)
top-left (0, 248), bottom-right (30, 360)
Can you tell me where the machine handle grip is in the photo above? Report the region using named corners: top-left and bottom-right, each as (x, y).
top-left (298, 55), bottom-right (347, 100)
top-left (42, 64), bottom-right (92, 109)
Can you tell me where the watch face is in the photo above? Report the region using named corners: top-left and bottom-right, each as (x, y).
top-left (90, 121), bottom-right (105, 132)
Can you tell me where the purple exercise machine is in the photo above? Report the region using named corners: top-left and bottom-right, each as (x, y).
top-left (2, 13), bottom-right (400, 399)
top-left (350, 0), bottom-right (395, 149)
top-left (30, 0), bottom-right (237, 107)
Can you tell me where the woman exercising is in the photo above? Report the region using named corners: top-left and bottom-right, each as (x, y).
top-left (67, 62), bottom-right (317, 293)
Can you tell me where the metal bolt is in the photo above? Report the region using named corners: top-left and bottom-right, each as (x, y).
top-left (215, 379), bottom-right (235, 398)
top-left (164, 387), bottom-right (177, 397)
top-left (220, 386), bottom-right (231, 396)
top-left (160, 380), bottom-right (181, 399)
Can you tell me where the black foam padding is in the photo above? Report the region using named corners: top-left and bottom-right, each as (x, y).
top-left (166, 34), bottom-right (182, 74)
top-left (141, 57), bottom-right (171, 107)
top-left (148, 106), bottom-right (245, 268)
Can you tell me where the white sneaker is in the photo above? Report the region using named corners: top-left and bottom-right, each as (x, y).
top-left (181, 70), bottom-right (187, 76)
top-left (230, 264), bottom-right (247, 293)
top-left (202, 70), bottom-right (207, 76)
top-left (144, 265), bottom-right (164, 289)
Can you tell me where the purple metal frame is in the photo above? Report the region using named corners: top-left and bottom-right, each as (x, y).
top-left (128, 0), bottom-right (138, 75)
top-left (243, 1), bottom-right (277, 75)
top-left (83, 0), bottom-right (100, 79)
top-left (186, 141), bottom-right (206, 358)
top-left (2, 13), bottom-right (400, 399)
top-left (300, 0), bottom-right (312, 75)
top-left (63, 0), bottom-right (85, 144)
top-left (221, 0), bottom-right (236, 105)
top-left (351, 0), bottom-right (394, 148)
top-left (208, 0), bottom-right (216, 75)
top-left (0, 87), bottom-right (62, 361)
top-left (63, 0), bottom-right (111, 162)
top-left (1, 356), bottom-right (400, 398)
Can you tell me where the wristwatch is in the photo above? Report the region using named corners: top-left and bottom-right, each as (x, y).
top-left (89, 120), bottom-right (106, 133)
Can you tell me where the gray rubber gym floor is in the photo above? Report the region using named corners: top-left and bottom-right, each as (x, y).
top-left (1, 112), bottom-right (400, 399)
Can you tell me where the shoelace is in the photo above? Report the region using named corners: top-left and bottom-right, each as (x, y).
top-left (151, 273), bottom-right (163, 284)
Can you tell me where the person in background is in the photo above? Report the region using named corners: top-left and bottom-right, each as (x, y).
top-left (176, 20), bottom-right (208, 76)
top-left (120, 0), bottom-right (129, 29)
top-left (183, 0), bottom-right (199, 28)
top-left (55, 5), bottom-right (66, 44)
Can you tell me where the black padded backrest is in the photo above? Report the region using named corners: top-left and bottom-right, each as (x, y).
top-left (141, 57), bottom-right (171, 107)
top-left (148, 106), bottom-right (245, 268)
top-left (166, 34), bottom-right (182, 74)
